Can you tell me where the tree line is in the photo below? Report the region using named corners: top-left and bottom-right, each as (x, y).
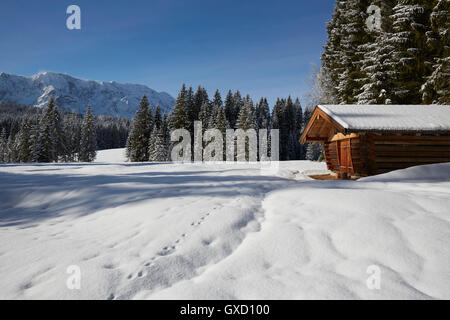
top-left (126, 85), bottom-right (320, 162)
top-left (0, 98), bottom-right (119, 163)
top-left (0, 98), bottom-right (96, 163)
top-left (318, 0), bottom-right (449, 105)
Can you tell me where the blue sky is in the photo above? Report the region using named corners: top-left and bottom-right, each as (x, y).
top-left (0, 0), bottom-right (335, 106)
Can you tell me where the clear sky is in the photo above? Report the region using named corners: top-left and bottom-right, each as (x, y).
top-left (0, 0), bottom-right (335, 106)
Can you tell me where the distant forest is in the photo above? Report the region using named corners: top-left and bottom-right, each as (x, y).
top-left (0, 101), bottom-right (131, 163)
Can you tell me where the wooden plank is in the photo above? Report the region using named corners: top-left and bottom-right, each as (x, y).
top-left (330, 132), bottom-right (359, 142)
top-left (367, 133), bottom-right (377, 174)
top-left (376, 157), bottom-right (450, 163)
top-left (373, 135), bottom-right (450, 141)
top-left (375, 151), bottom-right (450, 157)
top-left (374, 140), bottom-right (450, 145)
top-left (317, 119), bottom-right (329, 136)
top-left (374, 146), bottom-right (450, 152)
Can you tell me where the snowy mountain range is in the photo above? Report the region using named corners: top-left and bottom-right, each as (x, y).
top-left (0, 72), bottom-right (175, 118)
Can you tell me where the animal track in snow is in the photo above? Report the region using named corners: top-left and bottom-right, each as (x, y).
top-left (129, 207), bottom-right (218, 283)
top-left (158, 246), bottom-right (175, 256)
top-left (103, 263), bottom-right (115, 270)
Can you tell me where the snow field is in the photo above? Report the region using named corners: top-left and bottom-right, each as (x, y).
top-left (0, 149), bottom-right (449, 299)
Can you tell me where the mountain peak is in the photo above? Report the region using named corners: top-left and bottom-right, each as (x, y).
top-left (0, 72), bottom-right (175, 118)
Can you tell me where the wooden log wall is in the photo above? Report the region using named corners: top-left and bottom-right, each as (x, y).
top-left (323, 141), bottom-right (339, 172)
top-left (323, 133), bottom-right (450, 177)
top-left (370, 133), bottom-right (450, 174)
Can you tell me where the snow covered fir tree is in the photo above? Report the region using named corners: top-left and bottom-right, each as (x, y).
top-left (79, 106), bottom-right (97, 162)
top-left (321, 0), bottom-right (449, 105)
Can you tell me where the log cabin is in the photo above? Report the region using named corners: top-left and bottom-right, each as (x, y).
top-left (300, 105), bottom-right (450, 178)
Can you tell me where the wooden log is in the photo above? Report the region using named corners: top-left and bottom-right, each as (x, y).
top-left (376, 157), bottom-right (450, 163)
top-left (374, 140), bottom-right (450, 145)
top-left (375, 151), bottom-right (450, 157)
top-left (374, 146), bottom-right (450, 152)
top-left (373, 135), bottom-right (450, 141)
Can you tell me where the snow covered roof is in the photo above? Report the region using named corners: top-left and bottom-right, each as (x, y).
top-left (318, 105), bottom-right (450, 131)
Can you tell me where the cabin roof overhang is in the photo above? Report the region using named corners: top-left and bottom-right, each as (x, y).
top-left (300, 104), bottom-right (450, 144)
top-left (299, 106), bottom-right (345, 144)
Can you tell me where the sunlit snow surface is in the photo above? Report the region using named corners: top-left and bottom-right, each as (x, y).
top-left (0, 149), bottom-right (449, 299)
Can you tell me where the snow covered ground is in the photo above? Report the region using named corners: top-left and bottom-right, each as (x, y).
top-left (94, 148), bottom-right (128, 163)
top-left (0, 148), bottom-right (449, 300)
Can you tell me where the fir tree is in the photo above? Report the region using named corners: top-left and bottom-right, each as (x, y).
top-left (235, 96), bottom-right (257, 161)
top-left (335, 0), bottom-right (371, 104)
top-left (236, 96), bottom-right (256, 130)
top-left (185, 86), bottom-right (195, 125)
top-left (357, 0), bottom-right (396, 104)
top-left (51, 105), bottom-right (66, 161)
top-left (192, 86), bottom-right (207, 125)
top-left (232, 90), bottom-right (243, 127)
top-left (6, 132), bottom-right (17, 162)
top-left (214, 105), bottom-right (230, 133)
top-left (255, 98), bottom-right (271, 130)
top-left (291, 98), bottom-right (304, 160)
top-left (305, 143), bottom-right (323, 161)
top-left (321, 0), bottom-right (348, 104)
top-left (301, 106), bottom-right (315, 161)
top-left (384, 0), bottom-right (433, 104)
top-left (153, 104), bottom-right (163, 130)
top-left (33, 97), bottom-right (57, 163)
top-left (212, 105), bottom-right (229, 161)
top-left (149, 126), bottom-right (168, 162)
top-left (170, 84), bottom-right (190, 130)
top-left (64, 112), bottom-right (81, 161)
top-left (15, 119), bottom-right (32, 162)
top-left (212, 90), bottom-right (223, 110)
top-left (79, 106), bottom-right (97, 162)
top-left (0, 128), bottom-right (7, 163)
top-left (422, 0), bottom-right (450, 104)
top-left (198, 100), bottom-right (212, 130)
top-left (125, 95), bottom-right (151, 162)
top-left (224, 90), bottom-right (235, 128)
top-left (161, 112), bottom-right (171, 161)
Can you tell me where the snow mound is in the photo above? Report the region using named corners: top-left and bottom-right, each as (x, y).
top-left (360, 162), bottom-right (450, 182)
top-left (95, 148), bottom-right (127, 163)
